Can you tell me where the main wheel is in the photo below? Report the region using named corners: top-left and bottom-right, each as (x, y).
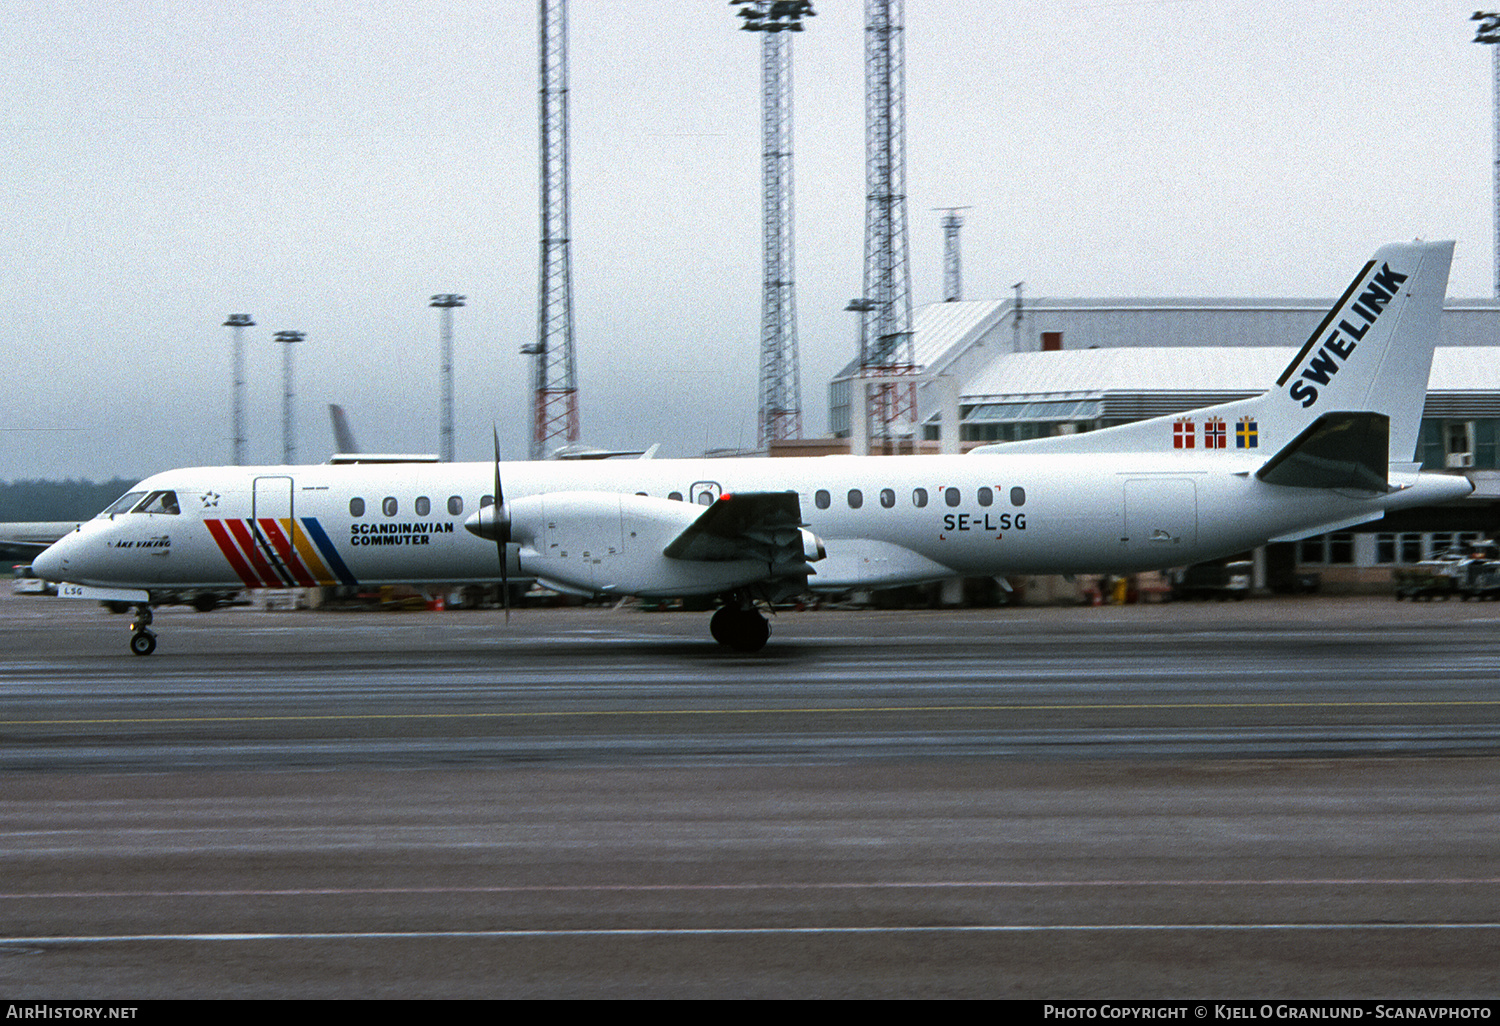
top-left (708, 607), bottom-right (770, 652)
top-left (129, 630), bottom-right (157, 656)
top-left (734, 613), bottom-right (770, 653)
top-left (709, 606), bottom-right (735, 646)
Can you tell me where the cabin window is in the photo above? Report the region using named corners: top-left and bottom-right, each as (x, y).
top-left (815, 489), bottom-right (831, 510)
top-left (912, 488), bottom-right (928, 508)
top-left (99, 491), bottom-right (147, 518)
top-left (847, 489), bottom-right (863, 509)
top-left (880, 488), bottom-right (895, 509)
top-left (480, 495), bottom-right (494, 508)
top-left (977, 487), bottom-right (993, 507)
top-left (447, 496), bottom-right (463, 516)
top-left (1010, 486), bottom-right (1026, 507)
top-left (945, 487), bottom-right (961, 507)
top-left (137, 490), bottom-right (180, 515)
top-left (349, 497), bottom-right (366, 517)
top-left (415, 496), bottom-right (431, 517)
top-left (668, 491), bottom-right (684, 502)
top-left (382, 497), bottom-right (398, 517)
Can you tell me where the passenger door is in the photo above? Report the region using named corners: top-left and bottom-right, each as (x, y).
top-left (690, 481), bottom-right (722, 506)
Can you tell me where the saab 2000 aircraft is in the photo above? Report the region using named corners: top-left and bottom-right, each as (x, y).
top-left (32, 241), bottom-right (1474, 654)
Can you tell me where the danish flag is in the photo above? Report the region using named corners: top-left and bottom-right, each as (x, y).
top-left (1172, 418), bottom-right (1195, 449)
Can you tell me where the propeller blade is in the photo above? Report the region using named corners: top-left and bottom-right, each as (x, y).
top-left (494, 426), bottom-right (509, 623)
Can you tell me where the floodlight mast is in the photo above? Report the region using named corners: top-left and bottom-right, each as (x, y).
top-left (1012, 281), bottom-right (1024, 352)
top-left (1474, 11), bottom-right (1500, 298)
top-left (862, 0), bottom-right (915, 453)
top-left (531, 0), bottom-right (581, 460)
top-left (272, 330), bottom-right (305, 465)
top-left (430, 294), bottom-right (465, 462)
top-left (844, 297), bottom-right (877, 454)
top-left (732, 1), bottom-right (816, 449)
top-left (934, 207), bottom-right (971, 302)
top-left (222, 314), bottom-right (254, 465)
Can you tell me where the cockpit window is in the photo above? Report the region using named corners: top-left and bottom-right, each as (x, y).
top-left (98, 491), bottom-right (147, 518)
top-left (137, 491), bottom-right (180, 515)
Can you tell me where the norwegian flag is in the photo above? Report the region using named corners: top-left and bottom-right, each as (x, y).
top-left (1204, 417), bottom-right (1227, 450)
top-left (1172, 418), bottom-right (1195, 449)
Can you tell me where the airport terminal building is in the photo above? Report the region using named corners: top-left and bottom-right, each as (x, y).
top-left (826, 296), bottom-right (1500, 592)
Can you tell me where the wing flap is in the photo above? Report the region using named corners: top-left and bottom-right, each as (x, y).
top-left (663, 491), bottom-right (815, 569)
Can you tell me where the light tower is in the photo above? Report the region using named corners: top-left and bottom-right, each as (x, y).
top-left (1474, 11), bottom-right (1500, 298)
top-left (934, 207), bottom-right (971, 302)
top-left (732, 1), bottom-right (815, 448)
top-left (1012, 281), bottom-right (1024, 352)
top-left (529, 0), bottom-right (581, 460)
top-left (861, 0), bottom-right (916, 451)
top-left (272, 330), bottom-right (304, 464)
top-left (430, 294), bottom-right (465, 462)
top-left (222, 313), bottom-right (254, 465)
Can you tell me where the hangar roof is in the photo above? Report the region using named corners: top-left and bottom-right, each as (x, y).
top-left (836, 297), bottom-right (1500, 384)
top-left (961, 346), bottom-right (1500, 420)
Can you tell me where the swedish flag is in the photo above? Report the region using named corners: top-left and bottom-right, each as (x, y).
top-left (1236, 417), bottom-right (1259, 449)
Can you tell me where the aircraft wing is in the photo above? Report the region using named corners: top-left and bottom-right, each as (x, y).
top-left (662, 491), bottom-right (818, 569)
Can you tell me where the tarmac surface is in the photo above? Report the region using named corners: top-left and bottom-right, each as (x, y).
top-left (2, 592), bottom-right (1499, 997)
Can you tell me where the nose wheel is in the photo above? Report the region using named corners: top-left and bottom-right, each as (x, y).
top-left (129, 605), bottom-right (157, 656)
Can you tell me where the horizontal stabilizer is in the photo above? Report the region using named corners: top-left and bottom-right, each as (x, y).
top-left (1268, 511), bottom-right (1387, 544)
top-left (1255, 411), bottom-right (1389, 492)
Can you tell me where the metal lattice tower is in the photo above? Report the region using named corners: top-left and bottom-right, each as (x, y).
top-left (529, 0), bottom-right (581, 460)
top-left (1475, 12), bottom-right (1500, 299)
top-left (430, 294), bottom-right (465, 462)
top-left (935, 207), bottom-right (970, 302)
top-left (272, 330), bottom-right (304, 464)
top-left (222, 314), bottom-right (254, 465)
top-left (733, 2), bottom-right (814, 448)
top-left (862, 0), bottom-right (915, 448)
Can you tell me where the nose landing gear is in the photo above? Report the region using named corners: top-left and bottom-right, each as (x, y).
top-left (128, 605), bottom-right (157, 656)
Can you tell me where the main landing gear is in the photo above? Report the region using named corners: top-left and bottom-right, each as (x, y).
top-left (709, 599), bottom-right (771, 653)
top-left (128, 604), bottom-right (157, 656)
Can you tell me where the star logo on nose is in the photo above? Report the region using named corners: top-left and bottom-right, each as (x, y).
top-left (200, 492), bottom-right (220, 508)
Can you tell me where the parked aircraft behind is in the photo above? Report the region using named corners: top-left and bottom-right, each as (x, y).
top-left (0, 522), bottom-right (80, 562)
top-left (32, 241), bottom-right (1473, 654)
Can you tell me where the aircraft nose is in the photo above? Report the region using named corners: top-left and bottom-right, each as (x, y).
top-left (31, 539), bottom-right (68, 582)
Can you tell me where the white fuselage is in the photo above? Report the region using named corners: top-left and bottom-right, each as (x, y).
top-left (31, 452), bottom-right (1471, 598)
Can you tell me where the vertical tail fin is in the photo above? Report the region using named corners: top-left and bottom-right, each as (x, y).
top-left (965, 240), bottom-right (1454, 464)
top-left (1267, 240), bottom-right (1452, 462)
top-left (328, 404), bottom-right (360, 455)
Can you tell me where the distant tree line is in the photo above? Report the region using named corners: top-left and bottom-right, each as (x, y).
top-left (0, 478), bottom-right (140, 522)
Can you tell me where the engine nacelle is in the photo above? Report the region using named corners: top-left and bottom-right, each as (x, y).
top-left (502, 492), bottom-right (785, 598)
top-left (799, 528), bottom-right (827, 564)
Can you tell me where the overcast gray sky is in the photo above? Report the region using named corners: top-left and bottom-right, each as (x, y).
top-left (2, 1), bottom-right (1495, 481)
